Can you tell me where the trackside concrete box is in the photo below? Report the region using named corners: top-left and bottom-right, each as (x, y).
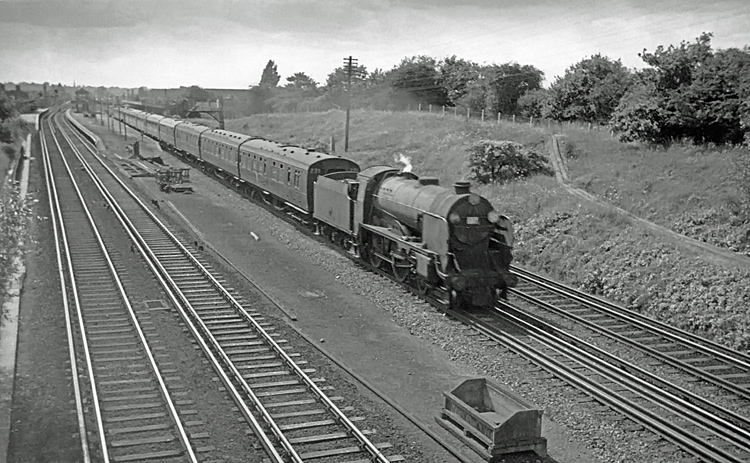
top-left (437, 378), bottom-right (547, 460)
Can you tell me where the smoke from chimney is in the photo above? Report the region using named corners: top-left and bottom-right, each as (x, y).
top-left (395, 153), bottom-right (413, 173)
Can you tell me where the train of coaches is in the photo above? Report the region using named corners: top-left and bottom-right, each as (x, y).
top-left (112, 107), bottom-right (517, 308)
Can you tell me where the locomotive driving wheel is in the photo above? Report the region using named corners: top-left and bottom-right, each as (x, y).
top-left (368, 235), bottom-right (385, 269)
top-left (390, 242), bottom-right (410, 282)
top-left (391, 259), bottom-right (410, 282)
top-left (449, 290), bottom-right (463, 310)
top-left (415, 277), bottom-right (429, 295)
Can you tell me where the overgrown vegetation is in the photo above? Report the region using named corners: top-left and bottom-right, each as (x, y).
top-left (1, 96), bottom-right (17, 144)
top-left (0, 93), bottom-right (29, 328)
top-left (0, 184), bottom-right (30, 328)
top-left (611, 33), bottom-right (750, 145)
top-left (467, 140), bottom-right (553, 184)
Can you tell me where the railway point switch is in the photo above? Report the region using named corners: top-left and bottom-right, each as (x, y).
top-left (436, 377), bottom-right (547, 461)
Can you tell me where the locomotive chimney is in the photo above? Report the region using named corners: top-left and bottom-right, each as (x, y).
top-left (453, 181), bottom-right (471, 195)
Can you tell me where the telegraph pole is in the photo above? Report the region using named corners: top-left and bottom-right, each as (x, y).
top-left (343, 56), bottom-right (357, 152)
top-left (218, 97), bottom-right (225, 130)
top-left (117, 96), bottom-right (122, 136)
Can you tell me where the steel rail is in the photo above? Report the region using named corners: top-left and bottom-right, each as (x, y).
top-left (506, 291), bottom-right (750, 427)
top-left (509, 271), bottom-right (750, 400)
top-left (457, 308), bottom-right (744, 463)
top-left (495, 301), bottom-right (750, 455)
top-left (511, 264), bottom-right (750, 368)
top-left (53, 113), bottom-right (200, 463)
top-left (44, 113), bottom-right (110, 462)
top-left (64, 113), bottom-right (392, 463)
top-left (39, 111), bottom-right (91, 463)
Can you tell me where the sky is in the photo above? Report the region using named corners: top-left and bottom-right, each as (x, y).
top-left (1, 0), bottom-right (749, 89)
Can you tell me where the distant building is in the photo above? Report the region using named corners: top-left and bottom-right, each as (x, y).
top-left (75, 88), bottom-right (92, 112)
top-left (6, 84), bottom-right (29, 102)
top-left (75, 88), bottom-right (91, 101)
top-left (205, 88), bottom-right (248, 101)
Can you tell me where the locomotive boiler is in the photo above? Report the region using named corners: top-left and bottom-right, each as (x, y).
top-left (314, 166), bottom-right (515, 308)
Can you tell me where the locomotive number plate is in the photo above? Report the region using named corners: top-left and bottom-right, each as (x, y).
top-left (466, 217), bottom-right (479, 225)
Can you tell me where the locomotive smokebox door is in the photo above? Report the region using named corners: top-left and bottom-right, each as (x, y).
top-left (437, 378), bottom-right (547, 461)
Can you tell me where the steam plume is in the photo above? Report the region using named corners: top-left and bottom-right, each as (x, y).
top-left (395, 153), bottom-right (413, 173)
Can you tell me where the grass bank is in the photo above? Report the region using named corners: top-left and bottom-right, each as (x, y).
top-left (226, 109), bottom-right (750, 351)
top-left (559, 130), bottom-right (750, 254)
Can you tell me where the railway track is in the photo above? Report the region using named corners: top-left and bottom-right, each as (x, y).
top-left (49, 109), bottom-right (404, 462)
top-left (510, 265), bottom-right (750, 400)
top-left (448, 265), bottom-right (750, 463)
top-left (43, 112), bottom-right (199, 462)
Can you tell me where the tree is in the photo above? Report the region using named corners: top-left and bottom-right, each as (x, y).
top-left (285, 72), bottom-right (318, 92)
top-left (357, 68), bottom-right (394, 110)
top-left (323, 64), bottom-right (368, 108)
top-left (0, 97), bottom-right (15, 144)
top-left (518, 88), bottom-right (552, 119)
top-left (455, 75), bottom-right (492, 115)
top-left (260, 60), bottom-right (281, 88)
top-left (546, 54), bottom-right (631, 123)
top-left (612, 33), bottom-right (750, 144)
top-left (183, 85), bottom-right (213, 102)
top-left (685, 47), bottom-right (750, 144)
top-left (245, 61), bottom-right (283, 114)
top-left (265, 72), bottom-right (321, 112)
top-left (389, 55), bottom-right (448, 108)
top-left (486, 63), bottom-right (544, 116)
top-left (439, 56), bottom-right (480, 105)
top-left (451, 62), bottom-right (543, 116)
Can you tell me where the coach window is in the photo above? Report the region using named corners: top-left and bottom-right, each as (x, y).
top-left (287, 168), bottom-right (291, 184)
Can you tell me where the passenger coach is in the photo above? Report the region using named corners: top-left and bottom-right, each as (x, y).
top-left (238, 140), bottom-right (359, 214)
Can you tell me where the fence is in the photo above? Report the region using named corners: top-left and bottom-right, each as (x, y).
top-left (400, 102), bottom-right (617, 138)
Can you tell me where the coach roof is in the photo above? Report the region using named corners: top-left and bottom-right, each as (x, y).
top-left (240, 138), bottom-right (345, 167)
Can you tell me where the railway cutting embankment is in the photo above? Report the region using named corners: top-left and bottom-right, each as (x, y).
top-left (545, 133), bottom-right (750, 270)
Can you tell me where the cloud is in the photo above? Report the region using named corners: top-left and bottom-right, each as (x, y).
top-left (0, 0), bottom-right (147, 28)
top-left (0, 0), bottom-right (381, 34)
top-left (0, 0), bottom-right (748, 88)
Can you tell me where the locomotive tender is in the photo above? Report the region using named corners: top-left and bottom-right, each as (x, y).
top-left (112, 106), bottom-right (516, 308)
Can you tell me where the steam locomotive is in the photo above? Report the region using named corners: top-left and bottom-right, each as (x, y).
top-left (112, 107), bottom-right (516, 308)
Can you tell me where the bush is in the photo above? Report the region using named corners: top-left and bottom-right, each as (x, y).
top-left (467, 139), bottom-right (553, 185)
